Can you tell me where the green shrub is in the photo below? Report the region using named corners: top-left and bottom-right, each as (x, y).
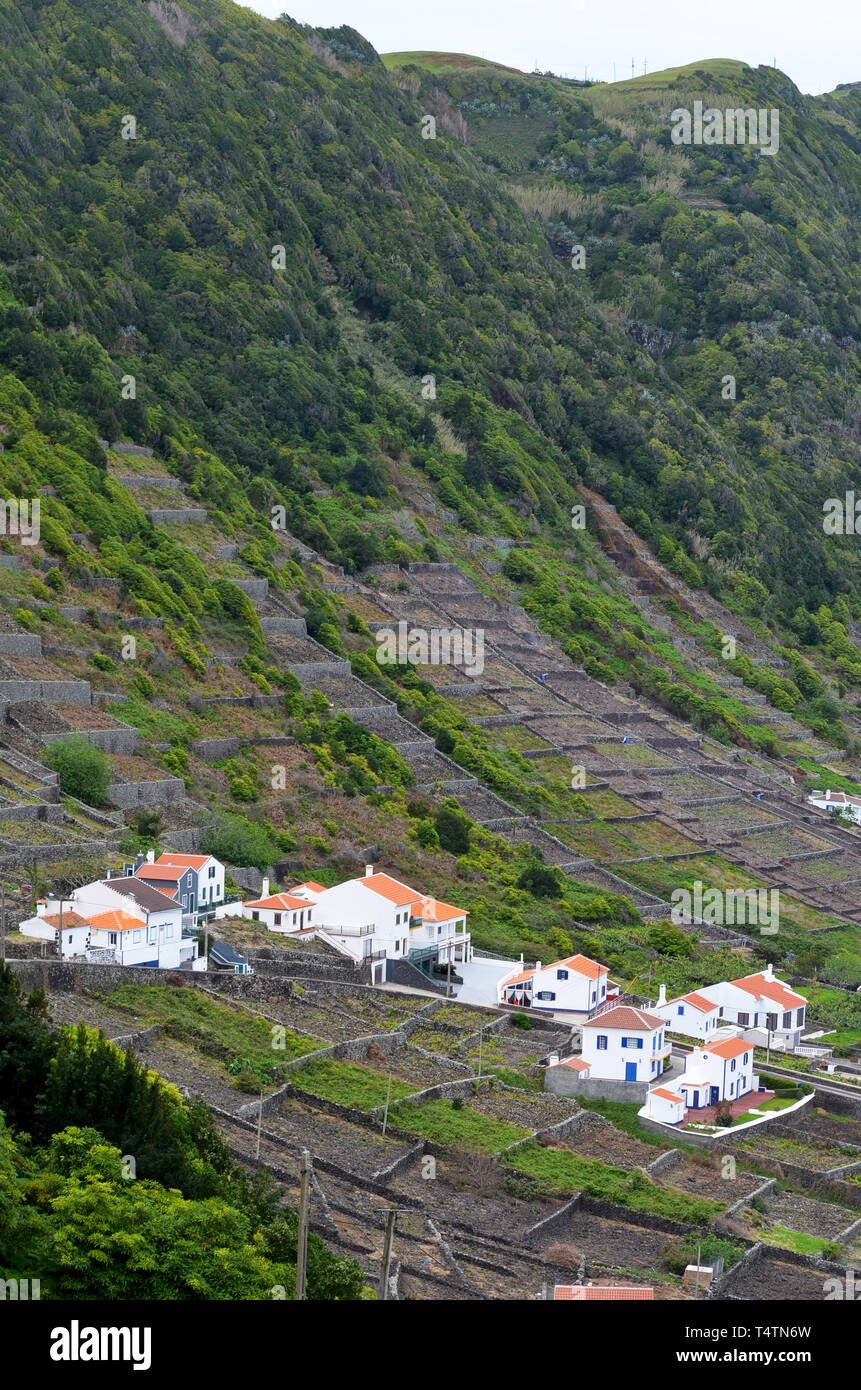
top-left (44, 735), bottom-right (111, 807)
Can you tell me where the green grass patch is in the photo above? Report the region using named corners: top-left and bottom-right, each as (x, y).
top-left (389, 1096), bottom-right (532, 1152)
top-left (291, 1058), bottom-right (417, 1110)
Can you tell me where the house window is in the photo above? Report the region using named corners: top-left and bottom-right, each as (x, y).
top-left (274, 913), bottom-right (281, 925)
top-left (133, 930), bottom-right (141, 944)
top-left (621, 1036), bottom-right (643, 1049)
top-left (556, 969), bottom-right (568, 980)
top-left (109, 932), bottom-right (117, 945)
top-left (536, 991), bottom-right (556, 1001)
top-left (600, 984), bottom-right (605, 997)
top-left (738, 1012), bottom-right (749, 1026)
top-left (767, 1013), bottom-right (778, 1031)
top-left (677, 1005), bottom-right (684, 1015)
top-left (252, 912), bottom-right (259, 922)
top-left (590, 990), bottom-right (596, 1003)
top-left (744, 1053), bottom-right (749, 1064)
top-left (782, 1011), bottom-right (792, 1029)
top-left (731, 1059), bottom-right (736, 1071)
top-left (597, 1035), bottom-right (608, 1050)
top-left (796, 1008), bottom-right (804, 1026)
top-left (208, 866), bottom-right (215, 879)
top-left (166, 925), bottom-right (174, 940)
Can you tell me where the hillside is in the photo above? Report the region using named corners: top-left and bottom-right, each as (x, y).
top-left (0, 0), bottom-right (860, 1018)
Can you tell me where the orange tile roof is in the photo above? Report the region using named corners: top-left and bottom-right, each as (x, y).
top-left (731, 972), bottom-right (806, 1008)
top-left (553, 954), bottom-right (608, 979)
top-left (154, 853), bottom-right (211, 870)
top-left (559, 1057), bottom-right (591, 1072)
top-left (41, 911), bottom-right (92, 929)
top-left (88, 909), bottom-right (145, 934)
top-left (137, 864), bottom-right (188, 882)
top-left (360, 872), bottom-right (420, 907)
top-left (503, 969), bottom-right (534, 987)
top-left (671, 991), bottom-right (719, 1013)
top-left (583, 1005), bottom-right (664, 1031)
top-left (289, 881), bottom-right (326, 894)
top-left (245, 893), bottom-right (312, 911)
top-left (703, 1037), bottom-right (752, 1061)
top-left (650, 1087), bottom-right (684, 1103)
top-left (419, 894), bottom-right (468, 923)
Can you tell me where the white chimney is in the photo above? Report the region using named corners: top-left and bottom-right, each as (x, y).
top-left (36, 898), bottom-right (48, 918)
top-left (764, 962), bottom-right (774, 981)
top-left (365, 864), bottom-right (373, 877)
top-left (536, 961), bottom-right (542, 971)
top-left (657, 983), bottom-right (667, 1007)
top-left (261, 876), bottom-right (269, 899)
top-left (146, 849), bottom-right (155, 864)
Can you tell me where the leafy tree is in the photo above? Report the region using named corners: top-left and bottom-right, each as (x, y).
top-left (43, 735), bottom-right (111, 807)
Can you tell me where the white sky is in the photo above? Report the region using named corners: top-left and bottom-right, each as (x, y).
top-left (239, 0), bottom-right (859, 96)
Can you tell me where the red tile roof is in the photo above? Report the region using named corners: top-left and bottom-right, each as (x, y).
top-left (153, 853), bottom-right (211, 870)
top-left (731, 972), bottom-right (806, 1008)
top-left (88, 909), bottom-right (144, 934)
top-left (650, 1087), bottom-right (684, 1103)
top-left (582, 1005), bottom-right (664, 1031)
top-left (41, 911), bottom-right (92, 929)
top-left (554, 954), bottom-right (608, 979)
top-left (137, 864), bottom-right (188, 882)
top-left (558, 1057), bottom-right (591, 1072)
top-left (245, 893), bottom-right (312, 911)
top-left (671, 991), bottom-right (719, 1013)
top-left (703, 1037), bottom-right (752, 1061)
top-left (360, 872), bottom-right (420, 907)
top-left (419, 894), bottom-right (468, 922)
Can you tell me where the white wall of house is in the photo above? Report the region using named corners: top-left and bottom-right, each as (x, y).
top-left (654, 994), bottom-right (721, 1042)
top-left (581, 1020), bottom-right (669, 1082)
top-left (643, 1089), bottom-right (686, 1125)
top-left (675, 1043), bottom-right (755, 1109)
top-left (18, 915), bottom-right (90, 960)
top-left (697, 969), bottom-right (806, 1047)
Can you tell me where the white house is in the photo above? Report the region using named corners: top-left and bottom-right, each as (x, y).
top-left (242, 882), bottom-right (317, 933)
top-left (135, 852), bottom-right (225, 916)
top-left (652, 985), bottom-right (721, 1041)
top-left (498, 953), bottom-right (617, 1018)
top-left (71, 876), bottom-right (196, 970)
top-left (248, 867), bottom-right (471, 981)
top-left (697, 965), bottom-right (807, 1048)
top-left (674, 1037), bottom-right (757, 1111)
top-left (807, 789), bottom-right (861, 824)
top-left (19, 902), bottom-right (91, 960)
top-left (581, 1005), bottom-right (670, 1083)
top-left (643, 1086), bottom-right (686, 1125)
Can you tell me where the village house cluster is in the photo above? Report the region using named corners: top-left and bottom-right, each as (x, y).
top-left (499, 953), bottom-right (810, 1128)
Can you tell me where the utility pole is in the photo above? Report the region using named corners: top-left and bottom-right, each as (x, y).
top-left (378, 1209), bottom-right (398, 1301)
top-left (256, 1086), bottom-right (263, 1160)
top-left (446, 955), bottom-right (452, 998)
top-left (296, 1149), bottom-right (311, 1301)
top-left (0, 882), bottom-right (5, 965)
top-left (477, 1024), bottom-right (484, 1081)
top-left (694, 1243), bottom-right (702, 1299)
top-left (381, 1070), bottom-right (393, 1137)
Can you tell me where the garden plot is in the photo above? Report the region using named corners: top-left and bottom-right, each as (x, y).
top-left (456, 1082), bottom-right (576, 1131)
top-left (578, 786), bottom-right (646, 818)
top-left (690, 799), bottom-right (782, 830)
top-left (495, 686), bottom-right (571, 715)
top-left (401, 746), bottom-right (464, 781)
top-left (265, 1097), bottom-right (418, 1176)
top-left (487, 724), bottom-right (553, 753)
top-left (131, 1033), bottom-right (261, 1112)
top-left (345, 1040), bottom-right (468, 1091)
top-left (594, 741), bottom-right (675, 769)
top-left (786, 1109), bottom-right (861, 1147)
top-left (296, 674), bottom-right (382, 708)
top-left (390, 1150), bottom-right (557, 1241)
top-left (658, 1160), bottom-right (763, 1204)
top-left (459, 1031), bottom-right (565, 1074)
top-left (533, 1207), bottom-right (681, 1275)
top-left (290, 1057), bottom-right (419, 1110)
top-left (763, 1191), bottom-right (856, 1241)
top-left (454, 786), bottom-right (519, 822)
top-left (562, 1121), bottom-right (665, 1171)
top-left (444, 691), bottom-right (509, 716)
top-left (410, 1025), bottom-right (474, 1056)
top-left (430, 1002), bottom-right (498, 1031)
top-left (255, 997), bottom-right (365, 1043)
top-left (529, 716), bottom-right (617, 746)
top-left (504, 824), bottom-right (581, 865)
top-left (727, 1254), bottom-right (832, 1300)
top-left (266, 633), bottom-right (344, 665)
top-left (656, 772), bottom-right (732, 803)
top-left (742, 826), bottom-right (837, 860)
top-left (736, 1133), bottom-right (851, 1172)
top-left (312, 991), bottom-right (421, 1034)
top-left (353, 710), bottom-right (429, 745)
top-left (388, 1096), bottom-right (534, 1153)
top-left (46, 992), bottom-right (150, 1040)
top-left (789, 855), bottom-right (861, 886)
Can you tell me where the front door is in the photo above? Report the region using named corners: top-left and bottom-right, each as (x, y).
top-left (710, 1086), bottom-right (720, 1105)
top-left (625, 1062), bottom-right (637, 1081)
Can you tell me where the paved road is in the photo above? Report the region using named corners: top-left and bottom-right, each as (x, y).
top-left (453, 956), bottom-right (516, 1005)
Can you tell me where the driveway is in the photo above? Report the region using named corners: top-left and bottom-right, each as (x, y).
top-left (453, 956), bottom-right (516, 1006)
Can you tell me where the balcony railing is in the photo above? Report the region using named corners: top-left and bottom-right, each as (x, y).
top-left (322, 923), bottom-right (374, 937)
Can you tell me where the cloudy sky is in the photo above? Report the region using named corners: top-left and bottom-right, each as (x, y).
top-left (240, 0), bottom-right (858, 95)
